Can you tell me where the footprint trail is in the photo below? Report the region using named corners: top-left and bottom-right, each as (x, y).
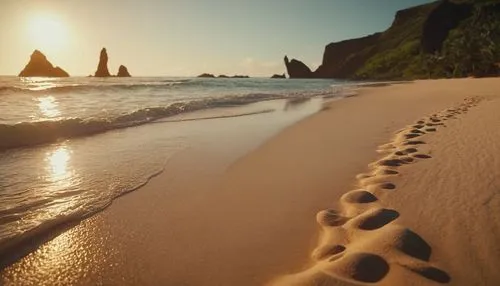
top-left (273, 96), bottom-right (482, 285)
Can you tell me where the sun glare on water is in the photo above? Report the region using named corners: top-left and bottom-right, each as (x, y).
top-left (27, 13), bottom-right (68, 52)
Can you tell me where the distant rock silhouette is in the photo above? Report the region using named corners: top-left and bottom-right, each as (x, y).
top-left (271, 73), bottom-right (286, 79)
top-left (18, 50), bottom-right (69, 77)
top-left (284, 56), bottom-right (313, 78)
top-left (198, 73), bottom-right (215, 78)
top-left (94, 48), bottom-right (111, 77)
top-left (199, 73), bottom-right (249, 78)
top-left (117, 65), bottom-right (131, 77)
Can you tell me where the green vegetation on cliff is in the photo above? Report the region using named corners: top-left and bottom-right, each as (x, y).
top-left (357, 1), bottom-right (500, 80)
top-left (285, 0), bottom-right (500, 80)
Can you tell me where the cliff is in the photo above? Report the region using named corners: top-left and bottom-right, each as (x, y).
top-left (314, 33), bottom-right (381, 78)
top-left (285, 0), bottom-right (500, 80)
top-left (18, 50), bottom-right (69, 77)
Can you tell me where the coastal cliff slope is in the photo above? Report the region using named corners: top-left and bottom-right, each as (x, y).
top-left (286, 0), bottom-right (500, 80)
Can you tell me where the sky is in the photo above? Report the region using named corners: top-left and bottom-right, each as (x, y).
top-left (0, 0), bottom-right (434, 77)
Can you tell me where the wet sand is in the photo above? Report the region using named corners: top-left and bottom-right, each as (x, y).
top-left (2, 78), bottom-right (500, 285)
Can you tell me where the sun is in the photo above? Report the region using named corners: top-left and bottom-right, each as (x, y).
top-left (27, 13), bottom-right (68, 52)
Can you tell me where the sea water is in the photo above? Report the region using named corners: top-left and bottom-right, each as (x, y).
top-left (0, 76), bottom-right (350, 260)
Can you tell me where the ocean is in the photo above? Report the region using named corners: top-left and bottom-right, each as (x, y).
top-left (0, 76), bottom-right (350, 261)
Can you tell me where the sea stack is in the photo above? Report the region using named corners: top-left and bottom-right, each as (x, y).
top-left (18, 50), bottom-right (69, 77)
top-left (284, 56), bottom-right (313, 78)
top-left (117, 65), bottom-right (131, 77)
top-left (94, 48), bottom-right (111, 77)
top-left (271, 73), bottom-right (286, 79)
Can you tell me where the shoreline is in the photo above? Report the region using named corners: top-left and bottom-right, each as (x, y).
top-left (2, 78), bottom-right (500, 285)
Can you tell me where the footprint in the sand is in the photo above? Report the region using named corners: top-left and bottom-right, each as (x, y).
top-left (312, 244), bottom-right (346, 261)
top-left (410, 130), bottom-right (425, 135)
top-left (408, 265), bottom-right (451, 283)
top-left (405, 133), bottom-right (421, 139)
top-left (405, 140), bottom-right (426, 146)
top-left (378, 158), bottom-right (406, 167)
top-left (347, 208), bottom-right (400, 230)
top-left (274, 100), bottom-right (487, 286)
top-left (395, 147), bottom-right (418, 156)
top-left (380, 182), bottom-right (396, 190)
top-left (381, 169), bottom-right (399, 175)
top-left (316, 209), bottom-right (348, 227)
top-left (331, 252), bottom-right (390, 283)
top-left (413, 154), bottom-right (432, 159)
top-left (341, 190), bottom-right (378, 204)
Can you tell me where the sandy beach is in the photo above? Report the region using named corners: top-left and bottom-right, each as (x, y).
top-left (2, 78), bottom-right (500, 286)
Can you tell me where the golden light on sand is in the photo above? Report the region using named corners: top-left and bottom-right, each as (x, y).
top-left (27, 14), bottom-right (68, 52)
top-left (46, 145), bottom-right (71, 182)
top-left (38, 96), bottom-right (61, 118)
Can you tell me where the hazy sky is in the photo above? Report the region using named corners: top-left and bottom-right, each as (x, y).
top-left (0, 0), bottom-right (433, 77)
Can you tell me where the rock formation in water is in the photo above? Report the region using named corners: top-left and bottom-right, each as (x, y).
top-left (117, 65), bottom-right (131, 77)
top-left (94, 48), bottom-right (111, 77)
top-left (18, 50), bottom-right (69, 77)
top-left (200, 74), bottom-right (249, 78)
top-left (197, 73), bottom-right (215, 78)
top-left (284, 56), bottom-right (313, 78)
top-left (271, 73), bottom-right (286, 79)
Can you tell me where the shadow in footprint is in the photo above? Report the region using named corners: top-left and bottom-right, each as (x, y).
top-left (405, 140), bottom-right (426, 146)
top-left (409, 266), bottom-right (451, 284)
top-left (425, 128), bottom-right (437, 132)
top-left (381, 183), bottom-right (396, 190)
top-left (359, 209), bottom-right (400, 230)
top-left (341, 253), bottom-right (390, 283)
top-left (414, 154), bottom-right (432, 159)
top-left (379, 159), bottom-right (404, 167)
top-left (395, 229), bottom-right (432, 261)
top-left (405, 133), bottom-right (421, 139)
top-left (382, 169), bottom-right (399, 175)
top-left (401, 157), bottom-right (414, 163)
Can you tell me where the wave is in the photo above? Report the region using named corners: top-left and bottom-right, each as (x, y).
top-left (0, 81), bottom-right (192, 95)
top-left (0, 162), bottom-right (167, 269)
top-left (0, 93), bottom-right (288, 151)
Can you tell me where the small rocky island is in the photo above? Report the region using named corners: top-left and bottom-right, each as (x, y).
top-left (271, 73), bottom-right (286, 79)
top-left (117, 65), bottom-right (131, 77)
top-left (18, 50), bottom-right (69, 77)
top-left (197, 73), bottom-right (215, 78)
top-left (94, 48), bottom-right (131, 77)
top-left (197, 73), bottom-right (249, 78)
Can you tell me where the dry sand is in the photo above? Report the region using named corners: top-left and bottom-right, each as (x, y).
top-left (2, 78), bottom-right (500, 286)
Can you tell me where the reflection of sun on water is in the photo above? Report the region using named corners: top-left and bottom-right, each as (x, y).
top-left (38, 96), bottom-right (61, 118)
top-left (46, 145), bottom-right (71, 182)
